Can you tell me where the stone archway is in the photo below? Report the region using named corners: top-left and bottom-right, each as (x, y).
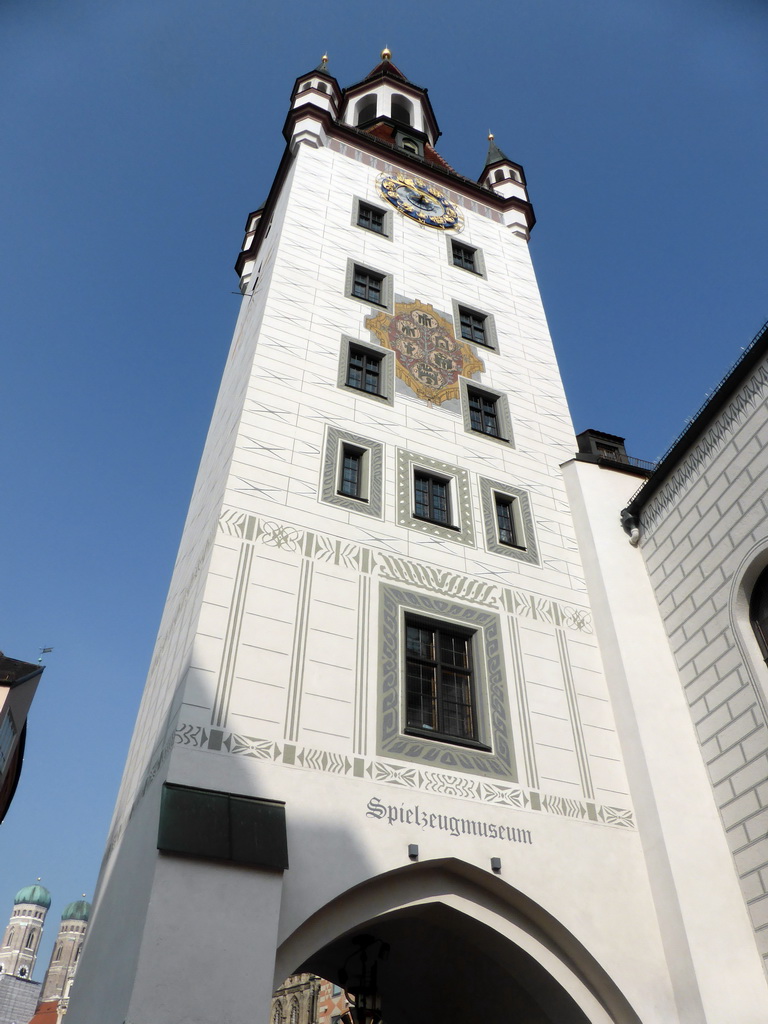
top-left (276, 860), bottom-right (642, 1024)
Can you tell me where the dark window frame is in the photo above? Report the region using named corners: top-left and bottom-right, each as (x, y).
top-left (494, 494), bottom-right (525, 549)
top-left (468, 389), bottom-right (500, 438)
top-left (338, 444), bottom-right (367, 502)
top-left (345, 260), bottom-right (392, 312)
top-left (352, 267), bottom-right (383, 305)
top-left (404, 615), bottom-right (483, 747)
top-left (346, 345), bottom-right (383, 396)
top-left (452, 241), bottom-right (477, 273)
top-left (357, 203), bottom-right (385, 234)
top-left (413, 471), bottom-right (452, 527)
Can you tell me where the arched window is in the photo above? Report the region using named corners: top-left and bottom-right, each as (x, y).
top-left (7, 929), bottom-right (14, 946)
top-left (54, 944), bottom-right (63, 961)
top-left (391, 95), bottom-right (413, 126)
top-left (273, 1004), bottom-right (284, 1024)
top-left (317, 82), bottom-right (328, 93)
top-left (356, 98), bottom-right (377, 125)
top-left (290, 998), bottom-right (299, 1024)
top-left (25, 932), bottom-right (35, 949)
top-left (300, 81), bottom-right (311, 92)
top-left (750, 565), bottom-right (768, 662)
top-left (74, 945), bottom-right (81, 962)
top-left (494, 169), bottom-right (504, 182)
top-left (400, 137), bottom-right (419, 154)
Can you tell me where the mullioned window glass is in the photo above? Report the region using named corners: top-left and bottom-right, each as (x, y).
top-left (353, 268), bottom-right (382, 304)
top-left (452, 242), bottom-right (477, 272)
top-left (347, 348), bottom-right (381, 394)
top-left (468, 390), bottom-right (499, 437)
top-left (358, 204), bottom-right (384, 233)
top-left (414, 474), bottom-right (449, 525)
top-left (405, 619), bottom-right (475, 742)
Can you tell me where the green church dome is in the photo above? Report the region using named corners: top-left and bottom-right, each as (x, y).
top-left (61, 899), bottom-right (90, 922)
top-left (14, 884), bottom-right (52, 909)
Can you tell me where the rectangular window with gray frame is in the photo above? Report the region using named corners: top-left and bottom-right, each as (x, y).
top-left (451, 300), bottom-right (498, 350)
top-left (354, 198), bottom-right (391, 237)
top-left (338, 336), bottom-right (395, 405)
top-left (320, 426), bottom-right (384, 518)
top-left (479, 477), bottom-right (539, 564)
top-left (448, 238), bottom-right (485, 277)
top-left (459, 377), bottom-right (514, 445)
top-left (396, 449), bottom-right (475, 546)
top-left (345, 259), bottom-right (393, 311)
top-left (377, 585), bottom-right (517, 778)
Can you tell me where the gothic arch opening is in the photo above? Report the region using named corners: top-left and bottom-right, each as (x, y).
top-left (276, 860), bottom-right (641, 1024)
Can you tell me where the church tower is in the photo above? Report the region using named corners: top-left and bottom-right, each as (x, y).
top-left (0, 884), bottom-right (50, 980)
top-left (40, 900), bottom-right (90, 1006)
top-left (67, 52), bottom-right (768, 1024)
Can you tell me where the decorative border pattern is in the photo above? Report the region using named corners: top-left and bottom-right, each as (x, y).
top-left (479, 477), bottom-right (540, 564)
top-left (172, 722), bottom-right (635, 831)
top-left (320, 425), bottom-right (385, 519)
top-left (217, 507), bottom-right (594, 633)
top-left (395, 448), bottom-right (475, 546)
top-left (377, 583), bottom-right (515, 780)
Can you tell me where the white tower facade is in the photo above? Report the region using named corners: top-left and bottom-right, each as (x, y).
top-left (0, 884), bottom-right (50, 981)
top-left (68, 55), bottom-right (768, 1024)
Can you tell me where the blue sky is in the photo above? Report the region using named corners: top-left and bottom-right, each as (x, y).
top-left (1, 0), bottom-right (766, 975)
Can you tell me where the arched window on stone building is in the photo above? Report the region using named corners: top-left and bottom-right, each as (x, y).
top-left (290, 996), bottom-right (299, 1024)
top-left (750, 565), bottom-right (768, 663)
top-left (273, 1004), bottom-right (284, 1024)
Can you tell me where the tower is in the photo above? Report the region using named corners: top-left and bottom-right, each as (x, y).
top-left (67, 52), bottom-right (768, 1024)
top-left (0, 884), bottom-right (50, 980)
top-left (40, 900), bottom-right (90, 1006)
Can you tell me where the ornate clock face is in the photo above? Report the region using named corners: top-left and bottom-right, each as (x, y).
top-left (377, 173), bottom-right (463, 230)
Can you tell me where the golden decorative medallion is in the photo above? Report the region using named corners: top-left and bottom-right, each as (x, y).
top-left (366, 299), bottom-right (484, 405)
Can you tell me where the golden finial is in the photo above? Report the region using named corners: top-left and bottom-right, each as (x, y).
top-left (488, 131), bottom-right (494, 141)
top-left (321, 53), bottom-right (328, 64)
top-left (381, 47), bottom-right (392, 61)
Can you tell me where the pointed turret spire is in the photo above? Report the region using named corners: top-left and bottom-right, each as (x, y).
top-left (315, 53), bottom-right (329, 72)
top-left (484, 132), bottom-right (510, 169)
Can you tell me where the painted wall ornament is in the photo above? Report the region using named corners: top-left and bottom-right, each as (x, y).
top-left (366, 299), bottom-right (484, 405)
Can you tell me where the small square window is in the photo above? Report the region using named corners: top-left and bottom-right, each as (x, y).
top-left (353, 267), bottom-right (383, 304)
top-left (405, 616), bottom-right (477, 744)
top-left (452, 242), bottom-right (477, 272)
top-left (414, 472), bottom-right (451, 526)
top-left (459, 379), bottom-right (513, 445)
top-left (452, 301), bottom-right (497, 350)
top-left (357, 203), bottom-right (385, 234)
top-left (345, 260), bottom-right (392, 311)
top-left (459, 308), bottom-right (487, 345)
top-left (397, 450), bottom-right (475, 545)
top-left (347, 345), bottom-right (382, 395)
top-left (338, 337), bottom-right (394, 405)
top-left (468, 389), bottom-right (500, 437)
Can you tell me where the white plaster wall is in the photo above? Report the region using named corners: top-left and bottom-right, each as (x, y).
top-left (563, 457), bottom-right (768, 1020)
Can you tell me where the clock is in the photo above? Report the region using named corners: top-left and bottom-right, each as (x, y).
top-left (377, 173), bottom-right (463, 230)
